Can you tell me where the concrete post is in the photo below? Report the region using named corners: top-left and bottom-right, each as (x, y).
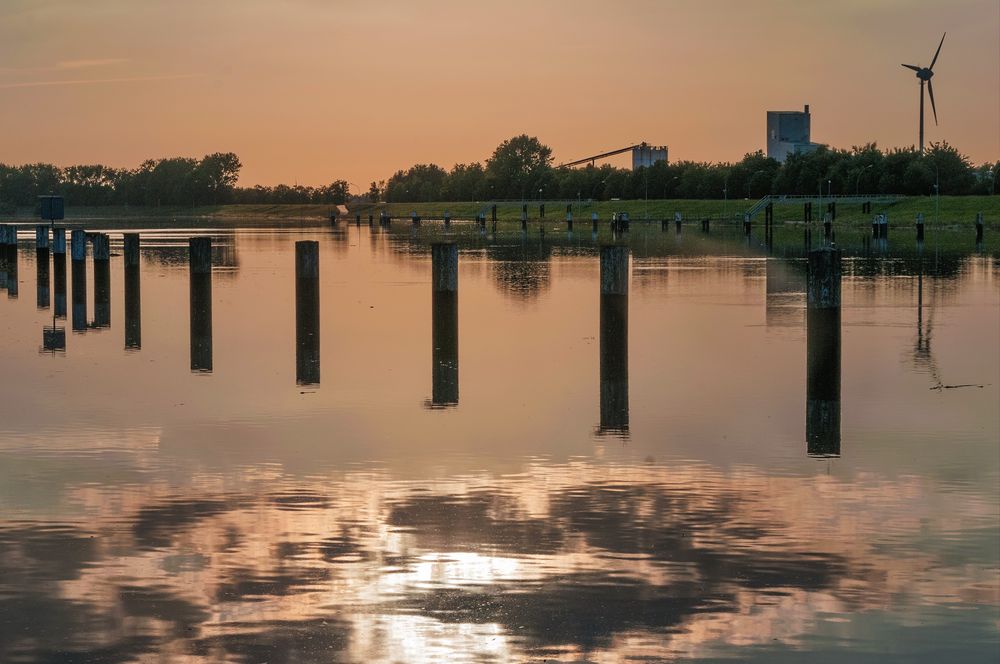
top-left (92, 233), bottom-right (110, 262)
top-left (35, 225), bottom-right (49, 250)
top-left (295, 241), bottom-right (320, 385)
top-left (53, 249), bottom-right (66, 318)
top-left (36, 246), bottom-right (50, 309)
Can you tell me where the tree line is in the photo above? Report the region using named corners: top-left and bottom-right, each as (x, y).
top-left (377, 136), bottom-right (998, 203)
top-left (0, 152), bottom-right (351, 212)
top-left (1, 138), bottom-right (995, 214)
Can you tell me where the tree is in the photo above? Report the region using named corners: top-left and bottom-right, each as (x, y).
top-left (196, 152), bottom-right (242, 204)
top-left (485, 135), bottom-right (553, 199)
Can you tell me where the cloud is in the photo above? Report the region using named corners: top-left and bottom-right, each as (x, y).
top-left (0, 73), bottom-right (200, 89)
top-left (55, 58), bottom-right (129, 70)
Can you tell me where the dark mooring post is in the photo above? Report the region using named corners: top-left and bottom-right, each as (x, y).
top-left (295, 241), bottom-right (320, 385)
top-left (53, 233), bottom-right (67, 318)
top-left (92, 233), bottom-right (110, 328)
top-left (36, 244), bottom-right (50, 309)
top-left (430, 242), bottom-right (458, 407)
top-left (189, 237), bottom-right (213, 372)
top-left (599, 245), bottom-right (629, 435)
top-left (975, 212), bottom-right (984, 245)
top-left (675, 211), bottom-right (682, 233)
top-left (3, 226), bottom-right (18, 299)
top-left (806, 247), bottom-right (842, 458)
top-left (69, 229), bottom-right (87, 330)
top-left (916, 213), bottom-right (925, 243)
top-left (35, 225), bottom-right (49, 250)
top-left (123, 233), bottom-right (141, 349)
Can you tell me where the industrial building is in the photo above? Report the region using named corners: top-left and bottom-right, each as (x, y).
top-left (631, 143), bottom-right (668, 169)
top-left (767, 105), bottom-right (821, 162)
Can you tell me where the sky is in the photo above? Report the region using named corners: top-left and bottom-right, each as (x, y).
top-left (0, 0), bottom-right (997, 187)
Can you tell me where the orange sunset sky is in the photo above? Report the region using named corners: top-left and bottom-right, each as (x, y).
top-left (1, 0), bottom-right (998, 187)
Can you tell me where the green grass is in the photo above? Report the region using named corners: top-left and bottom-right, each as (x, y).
top-left (351, 196), bottom-right (1000, 227)
top-left (5, 196), bottom-right (998, 229)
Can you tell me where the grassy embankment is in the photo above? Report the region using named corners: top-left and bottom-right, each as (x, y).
top-left (6, 196), bottom-right (998, 228)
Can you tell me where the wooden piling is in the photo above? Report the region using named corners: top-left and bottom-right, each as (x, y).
top-left (806, 246), bottom-right (842, 457)
top-left (295, 241), bottom-right (320, 385)
top-left (189, 237), bottom-right (213, 372)
top-left (52, 227), bottom-right (66, 254)
top-left (35, 225), bottom-right (49, 250)
top-left (71, 229), bottom-right (87, 261)
top-left (430, 242), bottom-right (458, 406)
top-left (124, 233), bottom-right (141, 349)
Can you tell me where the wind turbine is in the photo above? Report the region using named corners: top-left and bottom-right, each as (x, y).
top-left (902, 33), bottom-right (945, 152)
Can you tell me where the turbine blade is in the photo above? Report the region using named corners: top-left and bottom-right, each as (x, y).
top-left (902, 63), bottom-right (921, 71)
top-left (930, 32), bottom-right (946, 69)
top-left (928, 78), bottom-right (938, 125)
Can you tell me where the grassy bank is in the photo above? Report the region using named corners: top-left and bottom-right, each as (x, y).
top-left (4, 196), bottom-right (997, 227)
top-left (351, 196), bottom-right (1000, 226)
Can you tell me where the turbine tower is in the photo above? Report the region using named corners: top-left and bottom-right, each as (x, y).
top-left (902, 33), bottom-right (945, 152)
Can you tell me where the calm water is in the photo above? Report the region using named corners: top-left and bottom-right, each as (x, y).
top-left (0, 221), bottom-right (997, 663)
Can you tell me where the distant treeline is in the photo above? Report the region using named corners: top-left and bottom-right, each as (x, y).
top-left (378, 136), bottom-right (998, 203)
top-left (1, 137), bottom-right (995, 213)
top-left (0, 152), bottom-right (351, 211)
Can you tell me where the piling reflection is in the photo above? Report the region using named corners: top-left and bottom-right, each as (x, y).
top-left (189, 238), bottom-right (213, 373)
top-left (295, 241), bottom-right (320, 385)
top-left (599, 246), bottom-right (629, 435)
top-left (806, 248), bottom-right (842, 457)
top-left (53, 251), bottom-right (67, 318)
top-left (71, 258), bottom-right (87, 333)
top-left (35, 248), bottom-right (49, 309)
top-left (93, 256), bottom-right (111, 329)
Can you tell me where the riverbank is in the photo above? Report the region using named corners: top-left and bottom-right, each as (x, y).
top-left (3, 196), bottom-right (997, 226)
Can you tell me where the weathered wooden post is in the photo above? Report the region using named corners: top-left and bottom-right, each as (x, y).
top-left (443, 210), bottom-right (451, 228)
top-left (295, 241), bottom-right (320, 385)
top-left (674, 211), bottom-right (682, 233)
top-left (599, 245), bottom-right (629, 435)
top-left (566, 205), bottom-right (573, 231)
top-left (743, 213), bottom-right (751, 236)
top-left (123, 233), bottom-right (141, 349)
top-left (823, 212), bottom-right (832, 240)
top-left (189, 237), bottom-right (213, 372)
top-left (35, 225), bottom-right (49, 250)
top-left (2, 226), bottom-right (18, 299)
top-left (71, 246), bottom-right (86, 333)
top-left (36, 244), bottom-right (50, 309)
top-left (806, 246), bottom-right (842, 457)
top-left (975, 212), bottom-right (984, 245)
top-left (520, 206), bottom-right (527, 231)
top-left (52, 227), bottom-right (66, 255)
top-left (592, 211), bottom-right (599, 234)
top-left (878, 213), bottom-right (889, 240)
top-left (916, 213), bottom-right (925, 243)
top-left (91, 233), bottom-right (111, 328)
top-left (430, 242), bottom-right (458, 406)
top-left (491, 204), bottom-right (497, 223)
